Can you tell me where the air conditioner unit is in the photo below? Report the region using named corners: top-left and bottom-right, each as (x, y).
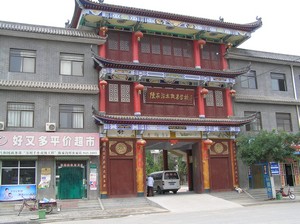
top-left (0, 121), bottom-right (4, 131)
top-left (46, 123), bottom-right (56, 132)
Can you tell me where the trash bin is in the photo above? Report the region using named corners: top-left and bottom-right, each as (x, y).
top-left (38, 209), bottom-right (46, 219)
top-left (276, 193), bottom-right (282, 200)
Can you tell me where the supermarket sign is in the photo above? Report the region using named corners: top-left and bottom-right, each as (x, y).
top-left (0, 132), bottom-right (99, 156)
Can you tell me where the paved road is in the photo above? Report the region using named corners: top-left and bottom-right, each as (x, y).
top-left (47, 202), bottom-right (300, 224)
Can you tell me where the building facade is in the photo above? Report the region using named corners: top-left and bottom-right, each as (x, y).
top-left (1, 0), bottom-right (277, 201)
top-left (0, 21), bottom-right (105, 201)
top-left (226, 48), bottom-right (300, 189)
top-left (70, 0), bottom-right (261, 198)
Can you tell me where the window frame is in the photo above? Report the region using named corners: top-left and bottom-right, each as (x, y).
top-left (59, 104), bottom-right (84, 129)
top-left (244, 111), bottom-right (262, 132)
top-left (1, 160), bottom-right (36, 185)
top-left (276, 112), bottom-right (292, 132)
top-left (241, 70), bottom-right (257, 89)
top-left (9, 49), bottom-right (36, 73)
top-left (59, 53), bottom-right (84, 76)
top-left (7, 102), bottom-right (34, 128)
top-left (271, 72), bottom-right (287, 91)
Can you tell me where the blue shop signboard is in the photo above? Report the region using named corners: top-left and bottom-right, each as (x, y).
top-left (270, 162), bottom-right (280, 175)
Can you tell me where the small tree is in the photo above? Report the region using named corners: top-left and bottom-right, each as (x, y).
top-left (236, 130), bottom-right (299, 198)
top-left (237, 130), bottom-right (298, 165)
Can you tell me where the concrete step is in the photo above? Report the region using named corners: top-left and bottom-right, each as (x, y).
top-left (100, 197), bottom-right (155, 210)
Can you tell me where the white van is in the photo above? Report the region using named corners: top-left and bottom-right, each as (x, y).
top-left (150, 170), bottom-right (180, 194)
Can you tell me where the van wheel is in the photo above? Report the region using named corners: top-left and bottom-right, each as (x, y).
top-left (173, 190), bottom-right (178, 194)
top-left (157, 187), bottom-right (162, 194)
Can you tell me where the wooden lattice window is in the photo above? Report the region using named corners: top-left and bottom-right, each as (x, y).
top-left (173, 40), bottom-right (183, 57)
top-left (215, 91), bottom-right (224, 107)
top-left (205, 91), bottom-right (214, 107)
top-left (152, 38), bottom-right (161, 54)
top-left (108, 33), bottom-right (119, 50)
top-left (120, 84), bottom-right (130, 102)
top-left (162, 39), bottom-right (172, 55)
top-left (141, 36), bottom-right (151, 53)
top-left (109, 83), bottom-right (119, 102)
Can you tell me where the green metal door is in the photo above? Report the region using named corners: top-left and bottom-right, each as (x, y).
top-left (58, 167), bottom-right (83, 199)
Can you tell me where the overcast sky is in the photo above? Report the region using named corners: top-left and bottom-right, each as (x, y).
top-left (1, 0), bottom-right (299, 56)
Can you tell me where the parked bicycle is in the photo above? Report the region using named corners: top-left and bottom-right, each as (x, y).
top-left (276, 186), bottom-right (296, 200)
top-left (18, 197), bottom-right (38, 216)
top-left (18, 196), bottom-right (58, 216)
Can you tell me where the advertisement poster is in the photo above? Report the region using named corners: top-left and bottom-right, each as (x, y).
top-left (89, 168), bottom-right (97, 190)
top-left (0, 185), bottom-right (36, 201)
top-left (38, 168), bottom-right (51, 189)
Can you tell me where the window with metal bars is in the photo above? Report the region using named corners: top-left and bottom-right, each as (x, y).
top-left (59, 105), bottom-right (84, 129)
top-left (7, 102), bottom-right (34, 127)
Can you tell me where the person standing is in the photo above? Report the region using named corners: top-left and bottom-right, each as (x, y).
top-left (147, 175), bottom-right (154, 197)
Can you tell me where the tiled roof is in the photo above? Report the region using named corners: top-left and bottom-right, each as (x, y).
top-left (235, 94), bottom-right (300, 105)
top-left (0, 21), bottom-right (105, 43)
top-left (75, 0), bottom-right (262, 33)
top-left (0, 79), bottom-right (99, 94)
top-left (93, 55), bottom-right (250, 78)
top-left (227, 48), bottom-right (300, 64)
top-left (93, 110), bottom-right (257, 127)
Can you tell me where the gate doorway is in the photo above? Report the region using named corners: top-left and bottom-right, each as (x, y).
top-left (57, 165), bottom-right (85, 199)
top-left (285, 164), bottom-right (294, 186)
top-left (251, 164), bottom-right (264, 189)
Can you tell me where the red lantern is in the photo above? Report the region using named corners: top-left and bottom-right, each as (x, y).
top-left (99, 80), bottom-right (107, 89)
top-left (134, 31), bottom-right (143, 41)
top-left (135, 83), bottom-right (144, 94)
top-left (229, 89), bottom-right (236, 97)
top-left (200, 88), bottom-right (209, 98)
top-left (198, 39), bottom-right (206, 49)
top-left (100, 26), bottom-right (108, 36)
top-left (203, 139), bottom-right (213, 146)
top-left (170, 139), bottom-right (178, 146)
top-left (101, 137), bottom-right (109, 143)
top-left (137, 139), bottom-right (146, 146)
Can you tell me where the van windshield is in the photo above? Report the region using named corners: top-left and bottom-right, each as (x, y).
top-left (164, 172), bottom-right (179, 180)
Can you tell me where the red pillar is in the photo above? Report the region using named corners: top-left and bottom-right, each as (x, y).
top-left (136, 141), bottom-right (145, 196)
top-left (133, 82), bottom-right (141, 116)
top-left (100, 138), bottom-right (108, 198)
top-left (132, 32), bottom-right (139, 63)
top-left (98, 28), bottom-right (106, 58)
top-left (225, 88), bottom-right (233, 117)
top-left (197, 86), bottom-right (206, 118)
top-left (193, 40), bottom-right (201, 68)
top-left (220, 44), bottom-right (228, 70)
top-left (99, 81), bottom-right (106, 113)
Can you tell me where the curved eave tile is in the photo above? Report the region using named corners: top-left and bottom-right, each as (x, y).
top-left (93, 56), bottom-right (249, 78)
top-left (76, 0), bottom-right (262, 33)
top-left (93, 113), bottom-right (256, 127)
top-left (0, 80), bottom-right (99, 94)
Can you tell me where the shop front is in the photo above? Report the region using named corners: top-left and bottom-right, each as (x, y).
top-left (0, 132), bottom-right (99, 201)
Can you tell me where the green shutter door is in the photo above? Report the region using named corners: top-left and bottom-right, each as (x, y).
top-left (58, 167), bottom-right (83, 199)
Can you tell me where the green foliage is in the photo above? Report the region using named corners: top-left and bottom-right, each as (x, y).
top-left (236, 130), bottom-right (299, 165)
top-left (145, 150), bottom-right (162, 175)
top-left (145, 150), bottom-right (187, 181)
